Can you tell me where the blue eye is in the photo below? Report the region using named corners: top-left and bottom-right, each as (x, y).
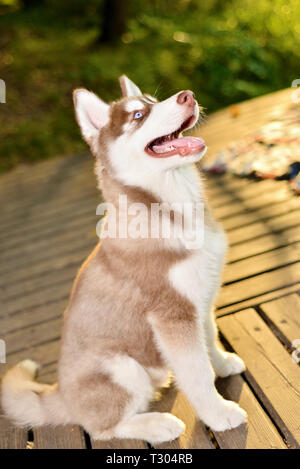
top-left (134, 111), bottom-right (143, 119)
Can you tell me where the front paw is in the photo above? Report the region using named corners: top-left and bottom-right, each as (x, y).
top-left (205, 400), bottom-right (247, 432)
top-left (213, 352), bottom-right (245, 378)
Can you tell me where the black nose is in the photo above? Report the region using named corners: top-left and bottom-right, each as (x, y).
top-left (177, 91), bottom-right (195, 106)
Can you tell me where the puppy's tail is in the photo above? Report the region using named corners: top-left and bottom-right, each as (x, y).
top-left (1, 360), bottom-right (71, 428)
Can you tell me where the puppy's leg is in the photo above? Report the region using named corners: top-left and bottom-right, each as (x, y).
top-left (203, 225), bottom-right (245, 377)
top-left (205, 308), bottom-right (245, 378)
top-left (90, 355), bottom-right (184, 444)
top-left (149, 312), bottom-right (247, 432)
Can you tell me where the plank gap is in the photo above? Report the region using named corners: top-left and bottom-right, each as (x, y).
top-left (217, 281), bottom-right (300, 310)
top-left (229, 223), bottom-right (300, 247)
top-left (4, 314), bottom-right (62, 336)
top-left (6, 336), bottom-right (61, 358)
top-left (223, 260), bottom-right (300, 287)
top-left (254, 305), bottom-right (294, 353)
top-left (218, 198), bottom-right (298, 223)
top-left (2, 295), bottom-right (69, 319)
top-left (206, 427), bottom-right (220, 449)
top-left (216, 285), bottom-right (300, 316)
top-left (227, 240), bottom-right (300, 265)
top-left (225, 207), bottom-right (300, 234)
top-left (83, 431), bottom-right (92, 450)
top-left (0, 261), bottom-right (82, 292)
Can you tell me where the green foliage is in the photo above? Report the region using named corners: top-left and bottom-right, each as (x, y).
top-left (0, 0), bottom-right (299, 172)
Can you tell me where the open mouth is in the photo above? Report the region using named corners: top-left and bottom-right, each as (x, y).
top-left (145, 114), bottom-right (206, 158)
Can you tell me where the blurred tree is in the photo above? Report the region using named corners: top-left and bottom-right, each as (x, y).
top-left (22, 0), bottom-right (43, 8)
top-left (99, 0), bottom-right (128, 44)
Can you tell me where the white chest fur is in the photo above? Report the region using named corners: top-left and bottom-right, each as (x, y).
top-left (168, 224), bottom-right (227, 319)
top-left (165, 166), bottom-right (227, 319)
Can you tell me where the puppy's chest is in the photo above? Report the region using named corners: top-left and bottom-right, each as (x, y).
top-left (168, 245), bottom-right (213, 309)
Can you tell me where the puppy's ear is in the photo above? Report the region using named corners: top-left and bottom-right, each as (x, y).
top-left (119, 75), bottom-right (142, 97)
top-left (73, 89), bottom-right (109, 144)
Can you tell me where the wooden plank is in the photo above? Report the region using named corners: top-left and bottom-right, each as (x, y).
top-left (227, 224), bottom-right (300, 263)
top-left (0, 153), bottom-right (91, 206)
top-left (0, 235), bottom-right (95, 280)
top-left (218, 309), bottom-right (300, 447)
top-left (38, 369), bottom-right (58, 385)
top-left (150, 385), bottom-right (215, 449)
top-left (260, 294), bottom-right (300, 347)
top-left (1, 260), bottom-right (82, 302)
top-left (201, 89), bottom-right (291, 133)
top-left (0, 176), bottom-right (95, 223)
top-left (0, 253), bottom-right (85, 295)
top-left (206, 178), bottom-right (282, 207)
top-left (218, 263), bottom-right (300, 308)
top-left (0, 190), bottom-right (97, 241)
top-left (0, 211), bottom-right (96, 257)
top-left (213, 188), bottom-right (292, 221)
top-left (204, 173), bottom-right (261, 192)
top-left (0, 167), bottom-right (93, 210)
top-left (0, 191), bottom-right (95, 234)
top-left (213, 188), bottom-right (292, 220)
top-left (206, 177), bottom-right (281, 199)
top-left (223, 198), bottom-right (300, 232)
top-left (223, 243), bottom-right (300, 284)
top-left (207, 181), bottom-right (292, 212)
top-left (4, 318), bottom-right (62, 356)
top-left (0, 298), bottom-right (67, 335)
top-left (2, 279), bottom-right (74, 317)
top-left (227, 211), bottom-right (300, 246)
top-left (216, 283), bottom-right (300, 316)
top-left (214, 376), bottom-right (286, 449)
top-left (0, 415), bottom-right (27, 449)
top-left (0, 152), bottom-right (89, 191)
top-left (34, 425), bottom-right (86, 449)
top-left (198, 89), bottom-right (293, 160)
top-left (91, 438), bottom-right (147, 449)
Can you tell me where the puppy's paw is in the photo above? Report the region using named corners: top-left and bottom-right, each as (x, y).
top-left (207, 401), bottom-right (247, 432)
top-left (213, 352), bottom-right (245, 378)
top-left (146, 412), bottom-right (186, 444)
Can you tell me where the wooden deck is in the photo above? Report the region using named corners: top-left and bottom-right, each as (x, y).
top-left (0, 88), bottom-right (299, 449)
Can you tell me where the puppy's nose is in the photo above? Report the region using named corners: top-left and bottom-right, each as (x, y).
top-left (177, 90), bottom-right (195, 106)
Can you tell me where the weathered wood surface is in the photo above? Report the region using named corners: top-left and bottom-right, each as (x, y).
top-left (218, 308), bottom-right (300, 448)
top-left (0, 416), bottom-right (27, 449)
top-left (34, 426), bottom-right (86, 450)
top-left (1, 88), bottom-right (299, 448)
top-left (259, 294), bottom-right (300, 348)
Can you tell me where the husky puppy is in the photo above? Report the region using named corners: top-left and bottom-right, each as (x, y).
top-left (2, 76), bottom-right (246, 444)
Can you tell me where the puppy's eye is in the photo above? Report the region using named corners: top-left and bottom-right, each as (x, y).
top-left (133, 111), bottom-right (144, 119)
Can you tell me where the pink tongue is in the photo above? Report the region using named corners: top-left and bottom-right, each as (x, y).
top-left (152, 136), bottom-right (205, 156)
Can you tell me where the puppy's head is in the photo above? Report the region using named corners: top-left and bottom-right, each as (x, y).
top-left (73, 76), bottom-right (206, 185)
